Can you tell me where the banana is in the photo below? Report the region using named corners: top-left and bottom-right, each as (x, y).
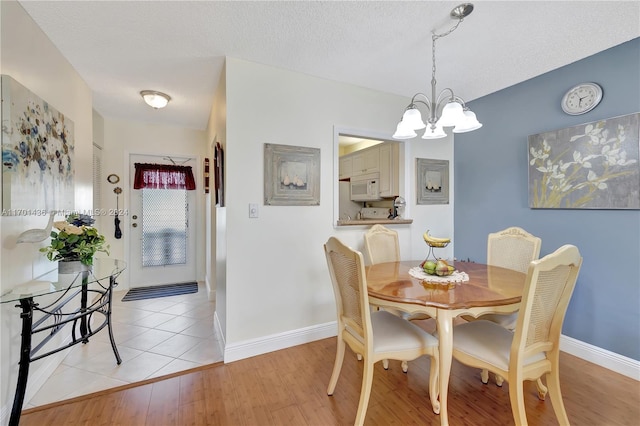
top-left (423, 230), bottom-right (451, 245)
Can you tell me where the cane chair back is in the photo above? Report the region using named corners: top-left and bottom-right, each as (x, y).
top-left (452, 244), bottom-right (582, 426)
top-left (324, 237), bottom-right (440, 426)
top-left (363, 224), bottom-right (400, 265)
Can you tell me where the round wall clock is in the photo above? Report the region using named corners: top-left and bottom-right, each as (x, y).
top-left (561, 82), bottom-right (603, 115)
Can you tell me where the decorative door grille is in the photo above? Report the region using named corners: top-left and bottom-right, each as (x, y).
top-left (141, 189), bottom-right (188, 267)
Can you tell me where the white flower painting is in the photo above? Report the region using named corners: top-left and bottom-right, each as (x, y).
top-left (2, 75), bottom-right (75, 211)
top-left (528, 112), bottom-right (639, 209)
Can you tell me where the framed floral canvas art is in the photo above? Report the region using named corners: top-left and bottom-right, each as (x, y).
top-left (1, 75), bottom-right (75, 212)
top-left (264, 143), bottom-right (320, 206)
top-left (528, 112), bottom-right (639, 209)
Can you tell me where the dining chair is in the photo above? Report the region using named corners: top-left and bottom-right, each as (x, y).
top-left (363, 224), bottom-right (431, 373)
top-left (470, 226), bottom-right (542, 388)
top-left (452, 244), bottom-right (582, 426)
top-left (324, 236), bottom-right (440, 426)
top-left (363, 224), bottom-right (400, 265)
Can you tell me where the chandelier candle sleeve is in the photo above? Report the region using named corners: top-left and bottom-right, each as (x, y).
top-left (393, 3), bottom-right (482, 140)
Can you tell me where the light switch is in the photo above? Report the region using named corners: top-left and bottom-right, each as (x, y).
top-left (249, 203), bottom-right (259, 218)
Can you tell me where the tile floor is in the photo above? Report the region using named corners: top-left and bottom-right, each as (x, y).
top-left (25, 282), bottom-right (223, 409)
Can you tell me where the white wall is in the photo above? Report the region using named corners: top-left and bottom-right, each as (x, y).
top-left (100, 117), bottom-right (208, 289)
top-left (221, 58), bottom-right (454, 356)
top-left (205, 62), bottom-right (228, 340)
top-left (0, 0), bottom-right (94, 419)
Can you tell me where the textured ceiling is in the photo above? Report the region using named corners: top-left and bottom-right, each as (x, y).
top-left (18, 1), bottom-right (640, 130)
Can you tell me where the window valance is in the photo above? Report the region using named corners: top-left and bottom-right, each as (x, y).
top-left (133, 163), bottom-right (196, 190)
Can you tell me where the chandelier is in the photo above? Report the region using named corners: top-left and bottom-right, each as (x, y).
top-left (393, 3), bottom-right (481, 140)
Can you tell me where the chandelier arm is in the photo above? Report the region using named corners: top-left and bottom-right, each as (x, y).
top-left (435, 88), bottom-right (456, 105)
top-left (409, 97), bottom-right (432, 113)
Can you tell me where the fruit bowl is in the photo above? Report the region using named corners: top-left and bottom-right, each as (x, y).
top-left (425, 241), bottom-right (449, 248)
top-left (420, 259), bottom-right (455, 276)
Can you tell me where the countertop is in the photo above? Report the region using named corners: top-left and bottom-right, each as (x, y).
top-left (337, 218), bottom-right (413, 226)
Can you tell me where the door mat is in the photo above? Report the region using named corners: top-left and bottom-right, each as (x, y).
top-left (121, 282), bottom-right (198, 301)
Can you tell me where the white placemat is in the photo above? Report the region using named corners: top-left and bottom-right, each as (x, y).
top-left (408, 266), bottom-right (469, 283)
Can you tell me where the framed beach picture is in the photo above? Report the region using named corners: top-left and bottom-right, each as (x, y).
top-left (1, 75), bottom-right (75, 212)
top-left (528, 112), bottom-right (639, 209)
top-left (416, 158), bottom-right (449, 205)
top-left (264, 143), bottom-right (320, 206)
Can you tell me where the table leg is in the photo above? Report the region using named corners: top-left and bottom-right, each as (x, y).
top-left (10, 298), bottom-right (34, 426)
top-left (437, 309), bottom-right (454, 426)
top-left (80, 271), bottom-right (89, 343)
top-left (107, 275), bottom-right (122, 364)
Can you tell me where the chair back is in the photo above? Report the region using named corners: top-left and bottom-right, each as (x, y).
top-left (364, 224), bottom-right (400, 265)
top-left (324, 237), bottom-right (372, 351)
top-left (487, 226), bottom-right (542, 273)
top-left (511, 244), bottom-right (582, 365)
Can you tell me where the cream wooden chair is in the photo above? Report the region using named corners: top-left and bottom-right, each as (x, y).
top-left (473, 226), bottom-right (542, 387)
top-left (324, 237), bottom-right (440, 426)
top-left (363, 224), bottom-right (431, 373)
top-left (452, 244), bottom-right (582, 426)
top-left (363, 224), bottom-right (400, 265)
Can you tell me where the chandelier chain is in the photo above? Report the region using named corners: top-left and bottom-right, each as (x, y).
top-left (431, 17), bottom-right (464, 83)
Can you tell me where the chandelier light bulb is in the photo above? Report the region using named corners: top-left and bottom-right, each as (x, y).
top-left (422, 124), bottom-right (447, 139)
top-left (437, 101), bottom-right (466, 127)
top-left (453, 110), bottom-right (483, 133)
top-left (392, 121), bottom-right (418, 139)
top-left (402, 108), bottom-right (426, 130)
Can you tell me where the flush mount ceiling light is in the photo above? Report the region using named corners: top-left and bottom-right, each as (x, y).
top-left (393, 3), bottom-right (482, 140)
top-left (140, 90), bottom-right (171, 109)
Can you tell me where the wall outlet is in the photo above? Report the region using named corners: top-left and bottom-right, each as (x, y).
top-left (249, 203), bottom-right (259, 218)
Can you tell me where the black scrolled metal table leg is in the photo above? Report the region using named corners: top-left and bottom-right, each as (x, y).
top-left (80, 270), bottom-right (89, 343)
top-left (10, 298), bottom-right (34, 426)
top-left (107, 275), bottom-right (122, 364)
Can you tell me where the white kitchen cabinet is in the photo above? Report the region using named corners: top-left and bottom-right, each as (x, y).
top-left (351, 146), bottom-right (380, 177)
top-left (339, 156), bottom-right (353, 180)
top-left (379, 143), bottom-right (399, 198)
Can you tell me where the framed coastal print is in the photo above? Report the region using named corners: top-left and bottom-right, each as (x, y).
top-left (528, 112), bottom-right (639, 209)
top-left (1, 75), bottom-right (75, 212)
top-left (264, 143), bottom-right (320, 206)
top-left (417, 158), bottom-right (449, 205)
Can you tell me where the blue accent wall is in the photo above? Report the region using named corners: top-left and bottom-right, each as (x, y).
top-left (454, 38), bottom-right (640, 360)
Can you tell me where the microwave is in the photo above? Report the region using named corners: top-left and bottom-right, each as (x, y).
top-left (350, 173), bottom-right (381, 201)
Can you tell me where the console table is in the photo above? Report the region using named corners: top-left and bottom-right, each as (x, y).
top-left (0, 259), bottom-right (126, 426)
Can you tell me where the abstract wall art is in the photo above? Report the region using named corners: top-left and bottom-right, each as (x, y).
top-left (2, 75), bottom-right (75, 212)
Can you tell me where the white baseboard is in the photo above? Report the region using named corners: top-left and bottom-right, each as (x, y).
top-left (224, 321), bottom-right (337, 363)
top-left (560, 334), bottom-right (639, 380)
top-left (213, 310), bottom-right (225, 355)
top-left (221, 322), bottom-right (638, 382)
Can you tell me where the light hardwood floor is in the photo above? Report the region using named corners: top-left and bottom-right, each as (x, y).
top-left (20, 319), bottom-right (639, 426)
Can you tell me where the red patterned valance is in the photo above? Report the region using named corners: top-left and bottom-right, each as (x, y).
top-left (133, 163), bottom-right (196, 190)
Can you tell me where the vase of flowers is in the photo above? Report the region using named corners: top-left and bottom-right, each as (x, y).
top-left (40, 213), bottom-right (110, 272)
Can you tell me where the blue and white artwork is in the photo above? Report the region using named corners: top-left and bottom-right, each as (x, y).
top-left (1, 75), bottom-right (75, 212)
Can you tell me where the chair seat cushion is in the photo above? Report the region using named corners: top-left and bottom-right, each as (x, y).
top-left (453, 320), bottom-right (545, 370)
top-left (371, 310), bottom-right (438, 353)
top-left (479, 312), bottom-right (518, 330)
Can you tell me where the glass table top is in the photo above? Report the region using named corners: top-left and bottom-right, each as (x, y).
top-left (0, 259), bottom-right (126, 303)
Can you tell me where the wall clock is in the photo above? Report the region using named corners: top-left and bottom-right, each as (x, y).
top-left (561, 82), bottom-right (603, 115)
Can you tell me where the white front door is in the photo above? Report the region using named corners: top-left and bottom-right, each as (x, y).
top-left (128, 154), bottom-right (197, 288)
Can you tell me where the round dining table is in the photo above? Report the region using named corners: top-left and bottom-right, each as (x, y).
top-left (366, 260), bottom-right (527, 426)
